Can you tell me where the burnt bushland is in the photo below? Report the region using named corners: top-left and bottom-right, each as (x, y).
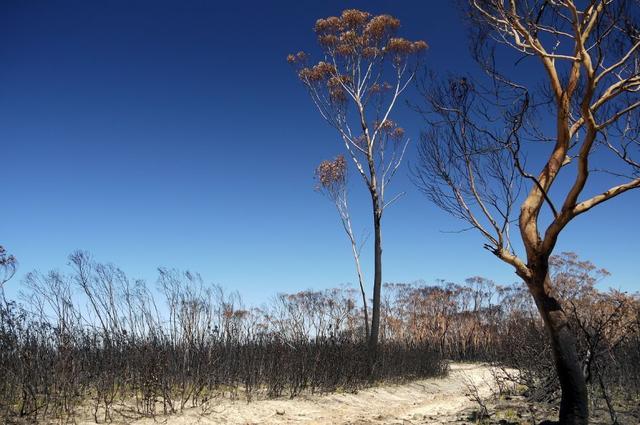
top-left (0, 252), bottom-right (446, 423)
top-left (0, 251), bottom-right (637, 423)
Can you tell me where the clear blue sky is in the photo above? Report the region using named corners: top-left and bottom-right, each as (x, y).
top-left (2, 0), bottom-right (638, 304)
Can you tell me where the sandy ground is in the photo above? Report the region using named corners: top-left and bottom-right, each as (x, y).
top-left (108, 363), bottom-right (496, 425)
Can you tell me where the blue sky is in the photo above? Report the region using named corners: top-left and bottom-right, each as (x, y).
top-left (2, 0), bottom-right (638, 304)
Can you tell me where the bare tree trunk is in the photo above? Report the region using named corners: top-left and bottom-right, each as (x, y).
top-left (350, 239), bottom-right (370, 341)
top-left (368, 207), bottom-right (382, 359)
top-left (528, 271), bottom-right (588, 425)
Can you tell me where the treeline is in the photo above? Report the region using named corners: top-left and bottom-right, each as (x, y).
top-left (0, 251), bottom-right (446, 423)
top-left (0, 251), bottom-right (638, 423)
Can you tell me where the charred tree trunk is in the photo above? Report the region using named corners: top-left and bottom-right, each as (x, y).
top-left (527, 271), bottom-right (588, 425)
top-left (368, 206), bottom-right (383, 362)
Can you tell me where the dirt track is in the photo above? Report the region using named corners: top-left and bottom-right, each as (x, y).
top-left (114, 363), bottom-right (495, 425)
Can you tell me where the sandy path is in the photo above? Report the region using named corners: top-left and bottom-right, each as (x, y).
top-left (121, 363), bottom-right (495, 425)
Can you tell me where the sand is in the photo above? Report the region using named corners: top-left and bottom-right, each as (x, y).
top-left (97, 363), bottom-right (496, 425)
